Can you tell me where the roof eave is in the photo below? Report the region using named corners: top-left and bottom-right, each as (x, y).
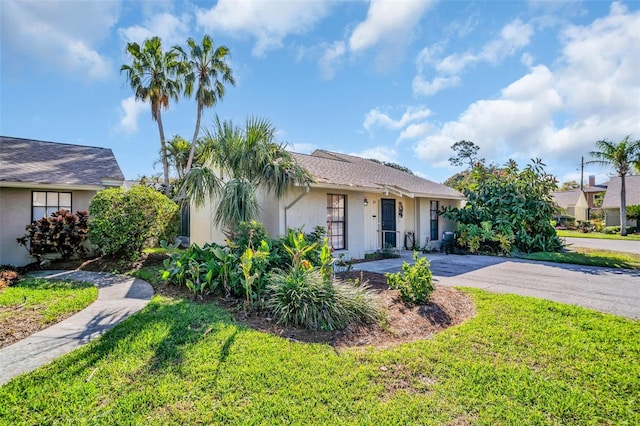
top-left (0, 181), bottom-right (106, 191)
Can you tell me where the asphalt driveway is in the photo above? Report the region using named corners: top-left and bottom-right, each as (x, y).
top-left (353, 252), bottom-right (640, 319)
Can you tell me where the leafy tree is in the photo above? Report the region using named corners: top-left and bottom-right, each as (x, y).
top-left (559, 180), bottom-right (580, 191)
top-left (441, 159), bottom-right (561, 254)
top-left (176, 35), bottom-right (235, 173)
top-left (121, 37), bottom-right (184, 195)
top-left (443, 170), bottom-right (470, 191)
top-left (449, 140), bottom-right (483, 169)
top-left (368, 158), bottom-right (414, 174)
top-left (627, 205), bottom-right (640, 228)
top-left (165, 135), bottom-right (191, 179)
top-left (179, 116), bottom-right (314, 237)
top-left (588, 136), bottom-right (640, 236)
top-left (89, 185), bottom-right (178, 259)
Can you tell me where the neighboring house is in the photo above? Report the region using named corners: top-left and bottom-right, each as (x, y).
top-left (600, 175), bottom-right (640, 227)
top-left (551, 175), bottom-right (608, 222)
top-left (0, 136), bottom-right (125, 266)
top-left (551, 190), bottom-right (589, 221)
top-left (190, 149), bottom-right (465, 259)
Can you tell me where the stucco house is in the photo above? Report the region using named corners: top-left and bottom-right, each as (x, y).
top-left (601, 175), bottom-right (640, 227)
top-left (551, 190), bottom-right (589, 221)
top-left (0, 136), bottom-right (125, 266)
top-left (190, 149), bottom-right (464, 259)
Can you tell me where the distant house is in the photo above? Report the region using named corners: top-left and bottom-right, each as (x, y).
top-left (551, 175), bottom-right (607, 222)
top-left (551, 190), bottom-right (589, 221)
top-left (0, 136), bottom-right (125, 266)
top-left (601, 175), bottom-right (640, 227)
top-left (190, 149), bottom-right (465, 259)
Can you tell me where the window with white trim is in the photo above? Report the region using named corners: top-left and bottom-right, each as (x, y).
top-left (32, 191), bottom-right (72, 221)
top-left (327, 194), bottom-right (346, 250)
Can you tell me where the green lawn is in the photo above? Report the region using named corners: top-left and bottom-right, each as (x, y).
top-left (0, 277), bottom-right (98, 325)
top-left (1, 289), bottom-right (637, 424)
top-left (557, 229), bottom-right (640, 241)
top-left (521, 248), bottom-right (640, 270)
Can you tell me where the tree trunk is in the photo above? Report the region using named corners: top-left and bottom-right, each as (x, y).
top-left (620, 175), bottom-right (627, 236)
top-left (185, 103), bottom-right (203, 173)
top-left (156, 112), bottom-right (171, 196)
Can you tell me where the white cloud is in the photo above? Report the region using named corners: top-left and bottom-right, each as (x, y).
top-left (0, 0), bottom-right (117, 80)
top-left (398, 122), bottom-right (431, 143)
top-left (521, 52), bottom-right (535, 67)
top-left (413, 3), bottom-right (640, 175)
top-left (119, 96), bottom-right (147, 134)
top-left (289, 142), bottom-right (318, 154)
top-left (318, 41), bottom-right (346, 80)
top-left (349, 146), bottom-right (398, 163)
top-left (413, 18), bottom-right (534, 96)
top-left (119, 12), bottom-right (190, 46)
top-left (349, 0), bottom-right (434, 52)
top-left (363, 106), bottom-right (432, 132)
top-left (196, 0), bottom-right (330, 56)
top-left (412, 75), bottom-right (461, 96)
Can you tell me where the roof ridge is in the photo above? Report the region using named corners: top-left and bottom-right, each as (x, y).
top-left (0, 135), bottom-right (112, 152)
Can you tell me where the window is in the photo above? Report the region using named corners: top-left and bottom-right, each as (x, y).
top-left (327, 194), bottom-right (346, 250)
top-left (32, 191), bottom-right (72, 221)
top-left (430, 200), bottom-right (439, 240)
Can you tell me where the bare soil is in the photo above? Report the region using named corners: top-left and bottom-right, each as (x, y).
top-left (9, 254), bottom-right (476, 349)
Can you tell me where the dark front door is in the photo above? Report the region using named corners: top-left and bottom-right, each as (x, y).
top-left (381, 198), bottom-right (396, 248)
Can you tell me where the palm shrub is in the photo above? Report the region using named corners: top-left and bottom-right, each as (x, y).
top-left (89, 185), bottom-right (178, 260)
top-left (386, 252), bottom-right (435, 305)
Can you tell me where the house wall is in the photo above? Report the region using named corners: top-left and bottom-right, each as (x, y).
top-left (0, 187), bottom-right (95, 267)
top-left (604, 209), bottom-right (621, 227)
top-left (189, 197), bottom-right (228, 247)
top-left (417, 198), bottom-right (459, 250)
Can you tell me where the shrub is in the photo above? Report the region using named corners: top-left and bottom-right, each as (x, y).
top-left (233, 220), bottom-right (270, 253)
top-left (89, 185), bottom-right (178, 259)
top-left (557, 215), bottom-right (576, 228)
top-left (16, 210), bottom-right (89, 264)
top-left (266, 268), bottom-right (381, 331)
top-left (386, 252), bottom-right (435, 305)
top-left (604, 226), bottom-right (621, 234)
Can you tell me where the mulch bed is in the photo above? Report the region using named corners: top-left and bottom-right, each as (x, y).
top-left (6, 254), bottom-right (476, 350)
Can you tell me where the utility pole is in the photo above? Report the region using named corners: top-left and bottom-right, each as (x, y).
top-left (580, 156), bottom-right (584, 191)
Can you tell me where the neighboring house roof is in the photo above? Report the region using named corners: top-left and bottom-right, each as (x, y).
top-left (551, 190), bottom-right (583, 209)
top-left (0, 136), bottom-right (125, 188)
top-left (291, 150), bottom-right (464, 199)
top-left (583, 184), bottom-right (607, 193)
top-left (601, 175), bottom-right (640, 208)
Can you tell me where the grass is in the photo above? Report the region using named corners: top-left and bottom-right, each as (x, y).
top-left (0, 278), bottom-right (98, 325)
top-left (557, 229), bottom-right (640, 241)
top-left (1, 287), bottom-right (637, 424)
top-left (521, 247), bottom-right (640, 270)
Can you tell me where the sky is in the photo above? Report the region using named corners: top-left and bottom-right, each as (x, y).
top-left (1, 0), bottom-right (639, 186)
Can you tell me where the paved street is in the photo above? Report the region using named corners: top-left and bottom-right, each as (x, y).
top-left (563, 236), bottom-right (640, 254)
top-left (353, 252), bottom-right (640, 319)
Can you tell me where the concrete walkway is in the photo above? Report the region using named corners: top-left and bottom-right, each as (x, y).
top-left (353, 251), bottom-right (640, 319)
top-left (0, 271), bottom-right (153, 386)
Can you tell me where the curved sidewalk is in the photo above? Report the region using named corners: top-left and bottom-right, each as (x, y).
top-left (0, 271), bottom-right (153, 386)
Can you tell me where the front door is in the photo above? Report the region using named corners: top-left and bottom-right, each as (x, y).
top-left (381, 198), bottom-right (396, 248)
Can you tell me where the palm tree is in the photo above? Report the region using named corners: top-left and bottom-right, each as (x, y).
top-left (121, 37), bottom-right (183, 195)
top-left (588, 135), bottom-right (640, 236)
top-left (165, 135), bottom-right (191, 180)
top-left (179, 116), bottom-right (314, 237)
top-left (176, 35), bottom-right (235, 173)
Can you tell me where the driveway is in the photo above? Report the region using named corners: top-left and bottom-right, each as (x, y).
top-left (563, 237), bottom-right (640, 254)
top-left (353, 252), bottom-right (640, 319)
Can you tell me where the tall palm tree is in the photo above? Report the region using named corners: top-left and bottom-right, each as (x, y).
top-left (165, 135), bottom-right (191, 179)
top-left (179, 116), bottom-right (314, 237)
top-left (176, 35), bottom-right (235, 173)
top-left (121, 36), bottom-right (183, 195)
top-left (588, 135), bottom-right (640, 236)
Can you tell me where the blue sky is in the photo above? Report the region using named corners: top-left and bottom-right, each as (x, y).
top-left (1, 0), bottom-right (639, 185)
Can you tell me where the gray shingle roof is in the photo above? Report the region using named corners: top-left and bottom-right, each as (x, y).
top-left (601, 175), bottom-right (640, 208)
top-left (292, 150), bottom-right (463, 199)
top-left (0, 136), bottom-right (125, 187)
top-left (551, 190), bottom-right (582, 208)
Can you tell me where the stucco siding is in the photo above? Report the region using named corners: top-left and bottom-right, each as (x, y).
top-left (0, 188), bottom-right (95, 266)
top-left (189, 197), bottom-right (227, 247)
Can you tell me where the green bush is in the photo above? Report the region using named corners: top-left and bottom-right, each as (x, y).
top-left (16, 210), bottom-right (89, 264)
top-left (89, 185), bottom-right (178, 260)
top-left (604, 226), bottom-right (621, 234)
top-left (266, 268), bottom-right (381, 331)
top-left (386, 252), bottom-right (434, 305)
top-left (557, 215), bottom-right (576, 228)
